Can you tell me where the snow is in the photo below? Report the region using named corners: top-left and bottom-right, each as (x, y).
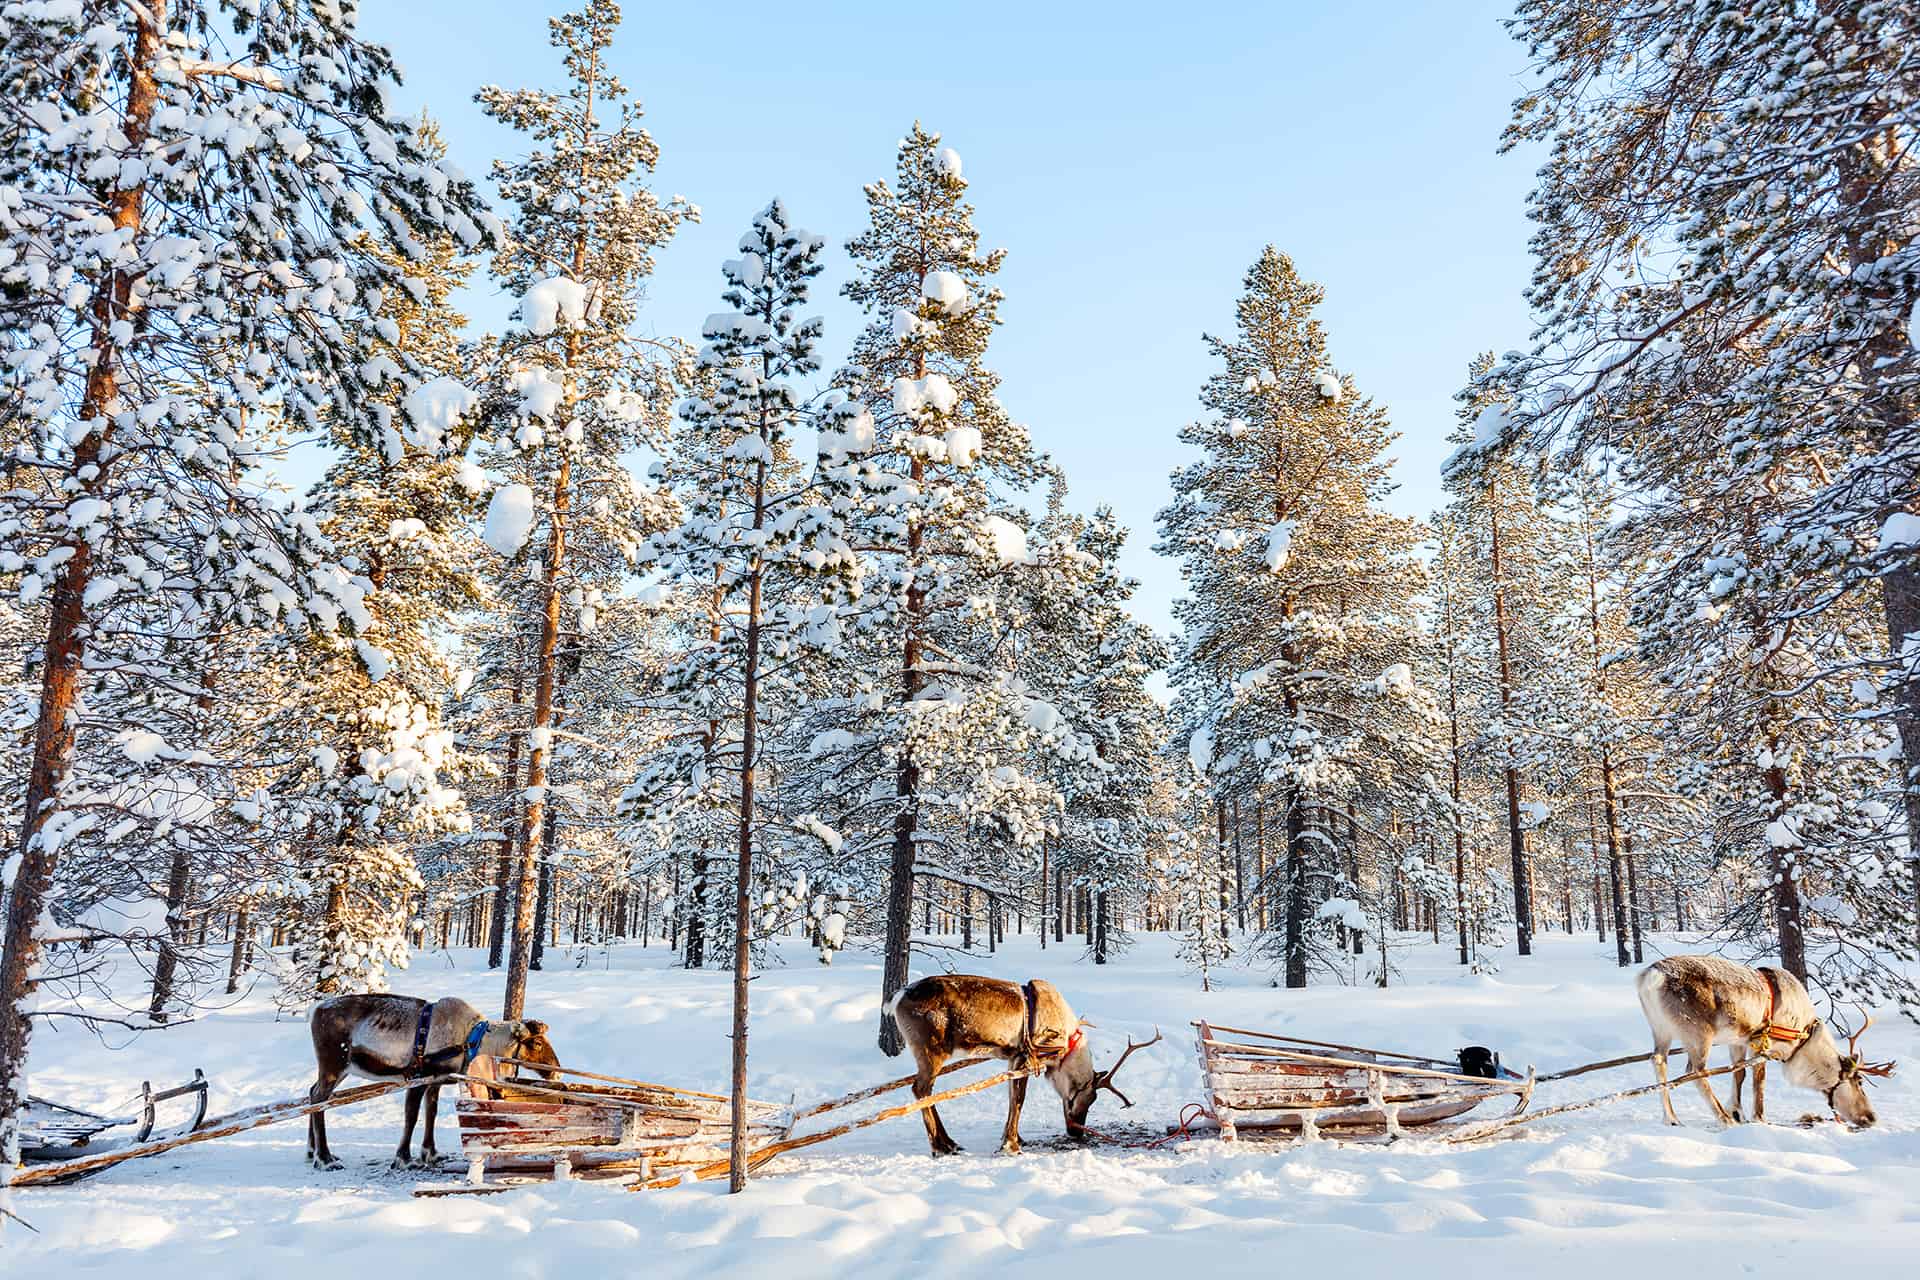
top-left (1878, 512), bottom-right (1920, 551)
top-left (933, 146), bottom-right (963, 180)
top-left (893, 374), bottom-right (959, 418)
top-left (483, 484), bottom-right (536, 558)
top-left (944, 426), bottom-right (982, 467)
top-left (519, 276), bottom-right (589, 335)
top-left (982, 515), bottom-right (1029, 565)
top-left (399, 376), bottom-right (478, 451)
top-left (1262, 520), bottom-right (1295, 573)
top-left (921, 270), bottom-right (971, 315)
top-left (118, 730), bottom-right (167, 764)
top-left (511, 366), bottom-right (566, 420)
top-left (1312, 370), bottom-right (1342, 402)
top-left (13, 932), bottom-right (1917, 1275)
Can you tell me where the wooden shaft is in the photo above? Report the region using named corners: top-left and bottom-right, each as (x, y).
top-left (1537, 1047), bottom-right (1683, 1083)
top-left (1194, 1022), bottom-right (1451, 1068)
top-left (1446, 1061), bottom-right (1741, 1143)
top-left (794, 1056), bottom-right (992, 1120)
top-left (13, 1078), bottom-right (442, 1186)
top-left (491, 1058), bottom-right (733, 1103)
top-left (638, 1069), bottom-right (1020, 1191)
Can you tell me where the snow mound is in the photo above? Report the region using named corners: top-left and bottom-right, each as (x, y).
top-left (520, 276), bottom-right (589, 335)
top-left (982, 515), bottom-right (1029, 565)
top-left (484, 484), bottom-right (536, 557)
top-left (944, 425), bottom-right (982, 467)
top-left (922, 270), bottom-right (971, 316)
top-left (401, 376), bottom-right (478, 451)
top-left (1878, 512), bottom-right (1920, 551)
top-left (1263, 520), bottom-right (1295, 573)
top-left (933, 146), bottom-right (963, 180)
top-left (512, 367), bottom-right (566, 420)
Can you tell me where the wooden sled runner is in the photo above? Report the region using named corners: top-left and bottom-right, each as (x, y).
top-left (441, 1059), bottom-right (795, 1190)
top-left (1194, 1022), bottom-right (1533, 1140)
top-left (20, 1069), bottom-right (210, 1181)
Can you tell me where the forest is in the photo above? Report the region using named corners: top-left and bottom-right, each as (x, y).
top-left (0, 0), bottom-right (1916, 1240)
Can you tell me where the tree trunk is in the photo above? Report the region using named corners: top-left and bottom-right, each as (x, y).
top-left (0, 1), bottom-right (163, 1166)
top-left (488, 661), bottom-right (526, 969)
top-left (727, 447), bottom-right (771, 1193)
top-left (530, 806), bottom-right (557, 971)
top-left (226, 900), bottom-right (251, 995)
top-left (147, 846), bottom-right (194, 1024)
top-left (877, 446), bottom-right (929, 1059)
top-left (1285, 791), bottom-right (1307, 988)
top-left (1488, 480), bottom-right (1533, 955)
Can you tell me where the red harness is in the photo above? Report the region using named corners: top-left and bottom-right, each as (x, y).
top-left (1022, 981), bottom-right (1082, 1068)
top-left (1760, 968), bottom-right (1808, 1052)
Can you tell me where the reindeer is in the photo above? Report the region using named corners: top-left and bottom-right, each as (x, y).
top-left (305, 994), bottom-right (560, 1169)
top-left (889, 975), bottom-right (1158, 1155)
top-left (1636, 955), bottom-right (1890, 1128)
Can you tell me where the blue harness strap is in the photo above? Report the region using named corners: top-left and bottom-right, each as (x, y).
top-left (462, 1021), bottom-right (490, 1070)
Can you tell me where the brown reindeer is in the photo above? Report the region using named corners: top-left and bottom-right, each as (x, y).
top-left (889, 975), bottom-right (1158, 1155)
top-left (306, 994), bottom-right (559, 1169)
top-left (1636, 956), bottom-right (1890, 1128)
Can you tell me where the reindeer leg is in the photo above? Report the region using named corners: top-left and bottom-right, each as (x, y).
top-left (419, 1084), bottom-right (442, 1164)
top-left (912, 1050), bottom-right (963, 1157)
top-left (394, 1086), bottom-right (423, 1169)
top-left (1687, 1038), bottom-right (1735, 1126)
top-left (999, 1075), bottom-right (1028, 1155)
top-left (307, 1063), bottom-right (347, 1171)
top-left (1651, 1037), bottom-right (1680, 1126)
top-left (1728, 1043), bottom-right (1748, 1124)
top-left (1752, 1058), bottom-right (1767, 1124)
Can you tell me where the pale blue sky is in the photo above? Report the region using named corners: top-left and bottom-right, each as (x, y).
top-left (360, 0), bottom-right (1541, 639)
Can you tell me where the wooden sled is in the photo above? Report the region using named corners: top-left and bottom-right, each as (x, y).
top-left (20, 1069), bottom-right (210, 1181)
top-left (440, 1059), bottom-right (795, 1191)
top-left (1194, 1022), bottom-right (1533, 1141)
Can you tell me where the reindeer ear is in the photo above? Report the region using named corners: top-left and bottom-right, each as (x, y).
top-left (525, 1020), bottom-right (548, 1038)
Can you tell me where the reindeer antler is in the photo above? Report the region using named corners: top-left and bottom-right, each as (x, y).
top-left (1842, 1013), bottom-right (1896, 1080)
top-left (1094, 1027), bottom-right (1163, 1109)
top-left (1847, 1014), bottom-right (1874, 1060)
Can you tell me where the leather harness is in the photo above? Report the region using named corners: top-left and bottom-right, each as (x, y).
top-left (406, 1001), bottom-right (492, 1078)
top-left (1021, 981), bottom-right (1082, 1069)
top-left (1757, 967), bottom-right (1811, 1057)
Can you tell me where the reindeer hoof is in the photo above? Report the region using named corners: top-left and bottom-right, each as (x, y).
top-left (997, 1142), bottom-right (1021, 1156)
top-left (311, 1156), bottom-right (344, 1172)
top-left (931, 1141), bottom-right (965, 1158)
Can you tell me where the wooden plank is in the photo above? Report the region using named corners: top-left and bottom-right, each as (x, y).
top-left (1198, 1039), bottom-right (1524, 1089)
top-left (12, 1077), bottom-right (443, 1187)
top-left (795, 1057), bottom-right (993, 1120)
top-left (1193, 1022), bottom-right (1455, 1069)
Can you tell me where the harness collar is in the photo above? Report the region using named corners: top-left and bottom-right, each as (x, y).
top-left (1758, 968), bottom-right (1809, 1056)
top-left (1021, 981), bottom-right (1082, 1069)
top-left (407, 1001), bottom-right (435, 1075)
top-left (463, 1021), bottom-right (491, 1070)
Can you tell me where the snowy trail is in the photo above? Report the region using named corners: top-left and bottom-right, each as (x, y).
top-left (13, 933), bottom-right (1918, 1276)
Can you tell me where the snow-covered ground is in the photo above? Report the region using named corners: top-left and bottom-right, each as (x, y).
top-left (12, 931), bottom-right (1918, 1276)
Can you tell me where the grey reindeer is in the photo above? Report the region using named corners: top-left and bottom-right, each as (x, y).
top-left (1636, 955), bottom-right (1889, 1128)
top-left (305, 994), bottom-right (559, 1169)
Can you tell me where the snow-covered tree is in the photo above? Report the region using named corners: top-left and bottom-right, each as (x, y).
top-left (472, 0), bottom-right (689, 1019)
top-left (618, 200), bottom-right (860, 1190)
top-left (814, 124), bottom-right (1081, 1054)
top-left (0, 0), bottom-right (495, 1172)
top-left (1160, 248), bottom-right (1437, 988)
top-left (1492, 0), bottom-right (1920, 946)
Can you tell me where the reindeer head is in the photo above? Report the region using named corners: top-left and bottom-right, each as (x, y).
top-left (505, 1019), bottom-right (561, 1082)
top-left (1045, 1027), bottom-right (1161, 1140)
top-left (1826, 1016), bottom-right (1893, 1128)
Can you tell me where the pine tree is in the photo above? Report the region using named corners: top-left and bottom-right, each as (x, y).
top-left (820, 125), bottom-right (1070, 1054)
top-left (0, 0), bottom-right (494, 1170)
top-left (474, 0), bottom-right (690, 1020)
top-left (1495, 0), bottom-right (1920, 945)
top-left (1160, 248), bottom-right (1433, 988)
top-left (620, 200), bottom-right (859, 1190)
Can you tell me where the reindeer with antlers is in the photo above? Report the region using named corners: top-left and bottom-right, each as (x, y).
top-left (1636, 955), bottom-right (1892, 1128)
top-left (889, 975), bottom-right (1159, 1155)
